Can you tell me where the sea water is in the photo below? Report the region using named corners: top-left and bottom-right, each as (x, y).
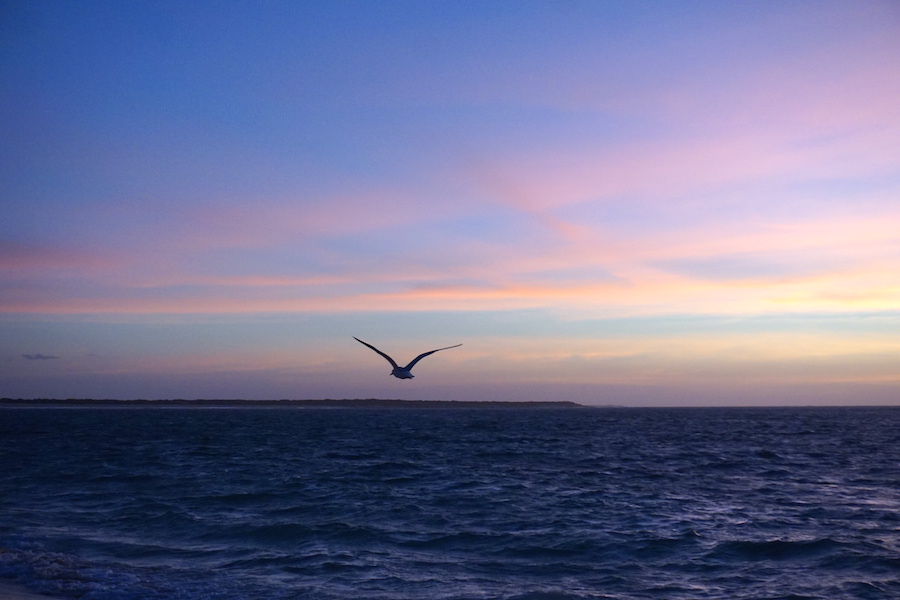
top-left (1, 406), bottom-right (898, 600)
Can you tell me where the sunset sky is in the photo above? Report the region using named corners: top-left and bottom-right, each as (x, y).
top-left (2, 1), bottom-right (899, 405)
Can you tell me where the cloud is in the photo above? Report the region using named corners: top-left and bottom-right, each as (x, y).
top-left (22, 353), bottom-right (60, 360)
top-left (0, 241), bottom-right (114, 272)
top-left (652, 253), bottom-right (829, 283)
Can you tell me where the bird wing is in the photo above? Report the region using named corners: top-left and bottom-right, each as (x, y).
top-left (404, 344), bottom-right (462, 371)
top-left (354, 337), bottom-right (399, 369)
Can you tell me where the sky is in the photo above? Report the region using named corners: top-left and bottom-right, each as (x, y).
top-left (2, 1), bottom-right (899, 406)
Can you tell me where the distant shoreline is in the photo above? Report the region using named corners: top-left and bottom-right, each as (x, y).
top-left (0, 398), bottom-right (584, 409)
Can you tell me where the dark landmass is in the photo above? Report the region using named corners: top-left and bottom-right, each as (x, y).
top-left (0, 398), bottom-right (583, 409)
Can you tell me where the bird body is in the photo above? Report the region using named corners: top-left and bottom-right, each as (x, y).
top-left (354, 337), bottom-right (461, 379)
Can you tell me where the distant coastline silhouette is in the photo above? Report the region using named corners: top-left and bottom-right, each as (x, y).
top-left (354, 337), bottom-right (462, 379)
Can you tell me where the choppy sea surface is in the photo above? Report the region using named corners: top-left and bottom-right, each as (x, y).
top-left (1, 406), bottom-right (898, 600)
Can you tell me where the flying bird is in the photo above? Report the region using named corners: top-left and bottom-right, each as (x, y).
top-left (354, 337), bottom-right (462, 379)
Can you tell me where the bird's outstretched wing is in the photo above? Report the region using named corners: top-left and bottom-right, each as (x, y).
top-left (354, 337), bottom-right (399, 368)
top-left (404, 344), bottom-right (462, 371)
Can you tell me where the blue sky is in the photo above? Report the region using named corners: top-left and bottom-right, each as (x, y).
top-left (2, 1), bottom-right (899, 405)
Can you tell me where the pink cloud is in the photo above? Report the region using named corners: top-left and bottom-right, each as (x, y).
top-left (0, 240), bottom-right (116, 272)
top-left (450, 6), bottom-right (899, 226)
top-left (464, 116), bottom-right (896, 226)
top-left (3, 208), bottom-right (896, 317)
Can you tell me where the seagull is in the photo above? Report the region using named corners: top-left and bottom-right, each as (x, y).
top-left (353, 337), bottom-right (462, 379)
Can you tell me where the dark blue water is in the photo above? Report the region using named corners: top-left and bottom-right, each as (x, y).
top-left (1, 406), bottom-right (898, 600)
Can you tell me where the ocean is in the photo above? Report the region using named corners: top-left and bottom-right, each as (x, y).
top-left (1, 405), bottom-right (898, 600)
